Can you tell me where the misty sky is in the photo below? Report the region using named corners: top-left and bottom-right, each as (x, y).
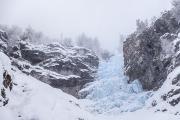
top-left (0, 0), bottom-right (172, 51)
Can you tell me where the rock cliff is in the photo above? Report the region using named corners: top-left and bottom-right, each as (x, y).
top-left (124, 11), bottom-right (180, 110)
top-left (124, 11), bottom-right (180, 90)
top-left (0, 30), bottom-right (99, 98)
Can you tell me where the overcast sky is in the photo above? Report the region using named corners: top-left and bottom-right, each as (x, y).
top-left (0, 0), bottom-right (172, 51)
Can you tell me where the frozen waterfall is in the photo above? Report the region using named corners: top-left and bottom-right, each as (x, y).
top-left (80, 53), bottom-right (151, 114)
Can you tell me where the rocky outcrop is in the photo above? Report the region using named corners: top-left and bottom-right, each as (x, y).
top-left (11, 41), bottom-right (99, 98)
top-left (0, 30), bottom-right (8, 53)
top-left (148, 46), bottom-right (180, 113)
top-left (0, 29), bottom-right (99, 98)
top-left (148, 34), bottom-right (180, 110)
top-left (124, 11), bottom-right (180, 111)
top-left (123, 11), bottom-right (180, 90)
top-left (0, 30), bottom-right (8, 42)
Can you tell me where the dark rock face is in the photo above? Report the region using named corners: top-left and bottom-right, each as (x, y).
top-left (0, 29), bottom-right (21, 58)
top-left (0, 30), bottom-right (8, 42)
top-left (123, 11), bottom-right (180, 90)
top-left (21, 49), bottom-right (48, 65)
top-left (12, 41), bottom-right (99, 98)
top-left (0, 30), bottom-right (8, 53)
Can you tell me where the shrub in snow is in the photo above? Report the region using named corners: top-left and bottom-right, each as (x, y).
top-left (3, 71), bottom-right (13, 91)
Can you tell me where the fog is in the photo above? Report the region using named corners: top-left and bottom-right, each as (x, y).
top-left (0, 0), bottom-right (172, 51)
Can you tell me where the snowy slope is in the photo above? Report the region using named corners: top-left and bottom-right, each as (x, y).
top-left (1, 71), bottom-right (95, 120)
top-left (0, 52), bottom-right (13, 107)
top-left (0, 52), bottom-right (96, 120)
top-left (146, 66), bottom-right (180, 114)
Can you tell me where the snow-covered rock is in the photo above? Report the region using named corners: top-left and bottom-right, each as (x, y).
top-left (0, 29), bottom-right (99, 98)
top-left (123, 11), bottom-right (179, 90)
top-left (9, 41), bottom-right (99, 98)
top-left (146, 35), bottom-right (180, 114)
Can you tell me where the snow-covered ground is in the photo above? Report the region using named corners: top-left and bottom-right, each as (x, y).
top-left (0, 52), bottom-right (95, 120)
top-left (0, 52), bottom-right (180, 120)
